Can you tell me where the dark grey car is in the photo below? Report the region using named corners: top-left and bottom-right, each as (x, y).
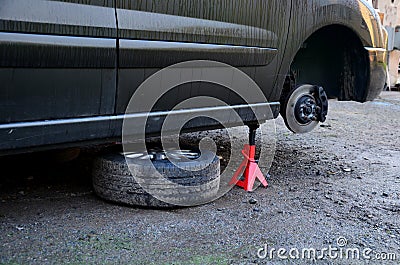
top-left (0, 0), bottom-right (387, 154)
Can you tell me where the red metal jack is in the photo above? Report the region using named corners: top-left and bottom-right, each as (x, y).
top-left (229, 126), bottom-right (268, 191)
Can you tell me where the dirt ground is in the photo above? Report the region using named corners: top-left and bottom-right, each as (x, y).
top-left (0, 91), bottom-right (399, 264)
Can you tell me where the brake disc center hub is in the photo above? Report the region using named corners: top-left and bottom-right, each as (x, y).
top-left (295, 95), bottom-right (318, 124)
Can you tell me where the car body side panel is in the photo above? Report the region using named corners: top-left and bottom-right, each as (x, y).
top-left (0, 0), bottom-right (116, 38)
top-left (116, 0), bottom-right (282, 47)
top-left (115, 0), bottom-right (291, 114)
top-left (0, 0), bottom-right (117, 123)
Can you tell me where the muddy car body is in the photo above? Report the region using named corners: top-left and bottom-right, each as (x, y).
top-left (0, 0), bottom-right (387, 154)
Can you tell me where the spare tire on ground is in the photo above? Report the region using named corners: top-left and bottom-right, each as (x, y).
top-left (92, 149), bottom-right (220, 208)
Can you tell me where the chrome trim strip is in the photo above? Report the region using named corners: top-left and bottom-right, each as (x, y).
top-left (119, 39), bottom-right (277, 53)
top-left (0, 102), bottom-right (280, 130)
top-left (0, 32), bottom-right (116, 48)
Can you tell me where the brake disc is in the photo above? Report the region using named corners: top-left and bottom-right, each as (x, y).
top-left (283, 84), bottom-right (328, 134)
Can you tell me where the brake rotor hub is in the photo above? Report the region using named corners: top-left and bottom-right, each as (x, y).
top-left (295, 95), bottom-right (318, 124)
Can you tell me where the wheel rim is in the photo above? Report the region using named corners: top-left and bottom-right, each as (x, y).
top-left (124, 149), bottom-right (200, 161)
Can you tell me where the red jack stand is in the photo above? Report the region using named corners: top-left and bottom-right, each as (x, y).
top-left (229, 126), bottom-right (268, 191)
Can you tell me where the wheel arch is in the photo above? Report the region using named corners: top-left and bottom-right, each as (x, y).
top-left (282, 24), bottom-right (370, 103)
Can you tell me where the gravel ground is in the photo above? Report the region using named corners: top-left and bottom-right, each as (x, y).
top-left (0, 91), bottom-right (399, 264)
